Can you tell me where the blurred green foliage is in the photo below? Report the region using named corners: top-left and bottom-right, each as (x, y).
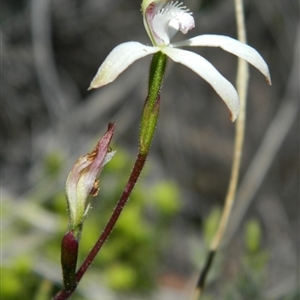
top-left (231, 219), bottom-right (269, 300)
top-left (194, 211), bottom-right (271, 300)
top-left (2, 147), bottom-right (181, 299)
top-left (4, 147), bottom-right (296, 299)
top-left (245, 219), bottom-right (262, 254)
top-left (43, 152), bottom-right (64, 178)
top-left (203, 207), bottom-right (222, 245)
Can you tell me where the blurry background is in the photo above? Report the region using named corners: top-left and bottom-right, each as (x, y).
top-left (2, 0), bottom-right (299, 299)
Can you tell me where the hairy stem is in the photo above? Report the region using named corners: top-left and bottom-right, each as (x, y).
top-left (76, 153), bottom-right (148, 282)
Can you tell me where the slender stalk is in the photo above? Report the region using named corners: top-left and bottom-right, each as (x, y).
top-left (77, 153), bottom-right (148, 278)
top-left (191, 0), bottom-right (249, 298)
top-left (140, 52), bottom-right (167, 154)
top-left (53, 52), bottom-right (167, 300)
top-left (53, 155), bottom-right (147, 300)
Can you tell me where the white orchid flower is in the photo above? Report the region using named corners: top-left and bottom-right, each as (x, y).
top-left (89, 0), bottom-right (271, 121)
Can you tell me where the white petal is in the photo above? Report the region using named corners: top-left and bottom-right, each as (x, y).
top-left (173, 35), bottom-right (271, 84)
top-left (162, 47), bottom-right (240, 121)
top-left (89, 42), bottom-right (159, 89)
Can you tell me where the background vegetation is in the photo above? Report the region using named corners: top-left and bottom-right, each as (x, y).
top-left (2, 0), bottom-right (299, 299)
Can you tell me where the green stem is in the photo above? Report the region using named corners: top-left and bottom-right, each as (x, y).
top-left (139, 52), bottom-right (167, 154)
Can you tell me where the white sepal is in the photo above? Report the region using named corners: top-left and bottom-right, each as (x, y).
top-left (173, 35), bottom-right (271, 84)
top-left (89, 42), bottom-right (159, 89)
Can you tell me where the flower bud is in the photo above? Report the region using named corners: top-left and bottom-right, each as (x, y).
top-left (65, 123), bottom-right (116, 235)
top-left (61, 231), bottom-right (78, 291)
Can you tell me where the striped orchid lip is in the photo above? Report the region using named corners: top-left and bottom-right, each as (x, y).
top-left (142, 0), bottom-right (195, 46)
top-left (89, 0), bottom-right (271, 122)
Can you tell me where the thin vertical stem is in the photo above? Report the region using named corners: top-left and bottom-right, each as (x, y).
top-left (210, 0), bottom-right (249, 253)
top-left (191, 0), bottom-right (249, 298)
top-left (76, 153), bottom-right (147, 282)
top-left (53, 153), bottom-right (147, 300)
top-left (140, 52), bottom-right (167, 154)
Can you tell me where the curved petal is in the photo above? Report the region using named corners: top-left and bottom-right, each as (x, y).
top-left (162, 47), bottom-right (240, 121)
top-left (173, 35), bottom-right (271, 84)
top-left (89, 42), bottom-right (159, 89)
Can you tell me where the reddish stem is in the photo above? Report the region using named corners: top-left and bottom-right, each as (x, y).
top-left (52, 153), bottom-right (147, 300)
top-left (76, 153), bottom-right (146, 281)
